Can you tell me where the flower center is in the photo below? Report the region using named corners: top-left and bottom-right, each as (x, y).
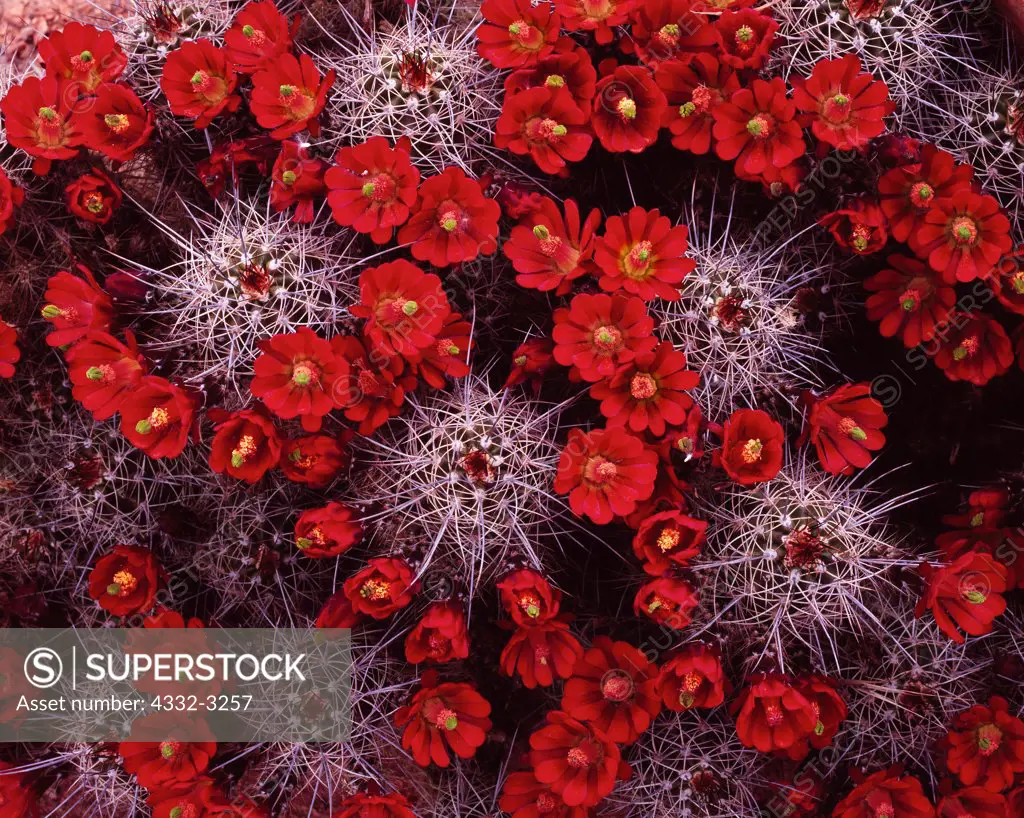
top-left (85, 365), bottom-right (115, 382)
top-left (242, 24), bottom-right (267, 46)
top-left (626, 240), bottom-right (654, 275)
top-left (656, 23), bottom-right (681, 47)
top-left (977, 723), bottom-right (1002, 756)
top-left (899, 287), bottom-right (922, 311)
top-left (616, 97), bottom-right (637, 121)
top-left (84, 193), bottom-right (106, 213)
top-left (71, 50), bottom-right (94, 71)
top-left (656, 527), bottom-right (681, 552)
top-left (159, 741), bottom-right (181, 759)
top-left (741, 438), bottom-right (763, 463)
top-left (545, 74), bottom-right (565, 89)
top-left (532, 224), bottom-right (564, 258)
top-left (745, 113), bottom-right (774, 139)
top-left (169, 804), bottom-right (198, 818)
top-left (734, 25), bottom-right (756, 54)
top-left (961, 583), bottom-right (988, 604)
top-left (601, 670), bottom-right (634, 702)
top-left (822, 92), bottom-right (852, 123)
top-left (584, 456), bottom-right (618, 485)
top-left (1012, 272), bottom-right (1024, 294)
top-left (190, 70), bottom-right (213, 92)
top-left (536, 792), bottom-right (558, 813)
top-left (691, 84), bottom-right (713, 114)
top-left (230, 434), bottom-right (257, 468)
top-left (566, 744), bottom-right (594, 769)
top-left (42, 304), bottom-right (74, 321)
top-left (951, 216), bottom-right (978, 247)
top-left (851, 224), bottom-right (872, 252)
top-left (508, 19), bottom-right (533, 42)
top-left (909, 181), bottom-right (934, 208)
top-left (518, 593), bottom-right (542, 619)
top-left (107, 569), bottom-right (138, 597)
top-left (629, 372), bottom-right (658, 400)
top-left (291, 361), bottom-right (321, 387)
top-left (592, 325), bottom-right (623, 351)
top-left (838, 416), bottom-right (867, 441)
top-left (104, 113), bottom-right (131, 134)
top-left (435, 707), bottom-right (459, 731)
top-left (764, 703), bottom-right (784, 726)
top-left (135, 407), bottom-right (170, 435)
top-left (362, 172), bottom-right (398, 203)
top-left (359, 578), bottom-right (391, 601)
top-left (438, 208), bottom-right (461, 233)
top-left (952, 335), bottom-right (979, 361)
top-left (281, 170), bottom-right (297, 186)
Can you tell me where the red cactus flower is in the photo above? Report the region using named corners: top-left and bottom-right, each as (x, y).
top-left (986, 246), bottom-right (1024, 315)
top-left (712, 9), bottom-right (777, 70)
top-left (208, 407), bottom-right (281, 483)
top-left (250, 327), bottom-right (347, 432)
top-left (66, 331), bottom-right (145, 419)
top-left (504, 197), bottom-right (601, 295)
top-left (657, 643), bottom-right (730, 712)
top-left (505, 44), bottom-right (598, 118)
top-left (498, 569), bottom-right (563, 626)
top-left (89, 544), bottom-right (161, 616)
top-left (121, 376), bottom-right (196, 459)
top-left (293, 502), bottom-right (362, 558)
top-left (196, 135), bottom-right (277, 198)
top-left (499, 769), bottom-right (589, 818)
top-left (713, 78), bottom-right (806, 178)
top-left (404, 601), bottom-right (470, 664)
top-left (405, 311), bottom-right (472, 389)
top-left (477, 0), bottom-right (562, 69)
top-left (915, 550), bottom-right (1008, 644)
top-left (325, 136), bottom-right (420, 244)
top-left (501, 620), bottom-right (584, 689)
top-left (594, 206), bottom-right (695, 300)
top-left (936, 789), bottom-right (1006, 818)
top-left (632, 508), bottom-right (706, 575)
top-left (344, 558), bottom-right (417, 619)
top-left (333, 792), bottom-right (416, 818)
top-left (350, 260), bottom-right (451, 359)
top-left (331, 335), bottom-right (414, 435)
top-left (719, 408), bottom-right (784, 485)
top-left (38, 22), bottom-right (127, 93)
top-left (224, 0), bottom-right (293, 74)
top-left (561, 636), bottom-right (661, 744)
top-left (0, 763), bottom-right (36, 818)
top-left (315, 589), bottom-right (362, 629)
top-left (634, 576), bottom-right (699, 628)
top-left (120, 729), bottom-right (216, 790)
top-left (395, 676), bottom-right (492, 768)
top-left (78, 83), bottom-right (153, 163)
top-left (270, 142), bottom-right (326, 224)
top-left (629, 0), bottom-right (717, 66)
top-left (147, 779), bottom-right (216, 818)
top-left (529, 710), bottom-right (622, 807)
top-left (495, 87), bottom-right (593, 175)
top-left (0, 75), bottom-right (85, 171)
top-left (66, 167), bottom-right (122, 224)
top-left (946, 696), bottom-right (1024, 791)
top-left (0, 319), bottom-right (20, 379)
top-left (397, 167), bottom-right (501, 268)
top-left (592, 65), bottom-right (667, 153)
top-left (250, 53), bottom-right (335, 139)
top-left (42, 265), bottom-right (113, 348)
top-left (832, 768), bottom-right (935, 818)
top-left (279, 434), bottom-right (348, 487)
top-left (941, 488), bottom-right (1011, 531)
top-left (878, 144), bottom-right (973, 242)
top-left (819, 197), bottom-right (888, 255)
top-left (792, 54), bottom-right (892, 151)
top-left (910, 192), bottom-right (1012, 283)
top-left (552, 293), bottom-right (657, 381)
top-left (0, 168), bottom-right (24, 235)
top-left (936, 528), bottom-right (1023, 592)
top-left (931, 312), bottom-right (1013, 386)
top-left (654, 53), bottom-right (740, 155)
top-left (506, 337), bottom-right (557, 391)
top-left (161, 40), bottom-right (241, 129)
top-left (794, 676), bottom-right (847, 755)
top-left (864, 254), bottom-right (956, 348)
top-left (801, 382), bottom-right (887, 476)
top-left (554, 426), bottom-right (659, 524)
top-left (731, 675), bottom-right (818, 754)
top-left (556, 0), bottom-right (635, 44)
top-left (590, 342), bottom-right (698, 436)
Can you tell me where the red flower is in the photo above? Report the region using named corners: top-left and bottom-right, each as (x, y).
top-left (0, 763), bottom-right (38, 818)
top-left (802, 382), bottom-right (887, 476)
top-left (712, 9), bottom-right (777, 70)
top-left (657, 643), bottom-right (730, 712)
top-left (820, 197), bottom-right (888, 255)
top-left (505, 45), bottom-right (598, 118)
top-left (66, 331), bottom-right (145, 419)
top-left (552, 293), bottom-right (656, 381)
top-left (404, 601), bottom-right (470, 664)
top-left (795, 676), bottom-right (847, 753)
top-left (250, 53), bottom-right (335, 139)
top-left (633, 576), bottom-right (699, 628)
top-left (42, 265), bottom-right (113, 348)
top-left (499, 769), bottom-right (589, 818)
top-left (196, 135), bottom-right (276, 198)
top-left (987, 246), bottom-right (1024, 315)
top-left (78, 83), bottom-right (153, 163)
top-left (498, 569), bottom-right (563, 626)
top-left (501, 621), bottom-right (584, 688)
top-left (315, 589), bottom-right (362, 629)
top-left (224, 0), bottom-right (293, 74)
top-left (561, 636), bottom-right (661, 744)
top-left (38, 22), bottom-right (127, 93)
top-left (628, 0), bottom-right (717, 66)
top-left (333, 792), bottom-right (416, 818)
top-left (731, 675), bottom-right (817, 754)
top-left (654, 53), bottom-right (740, 155)
top-left (946, 696), bottom-right (1024, 791)
top-left (719, 408), bottom-right (784, 485)
top-left (713, 78), bottom-right (806, 178)
top-left (0, 168), bottom-right (24, 235)
top-left (591, 342), bottom-right (698, 436)
top-left (88, 544), bottom-right (161, 616)
top-left (631, 508), bottom-right (706, 575)
top-left (506, 337), bottom-right (557, 391)
top-left (395, 677), bottom-right (492, 768)
top-left (350, 260), bottom-right (451, 359)
top-left (397, 167), bottom-right (501, 268)
top-left (594, 206), bottom-right (695, 300)
top-left (161, 40), bottom-right (241, 129)
top-left (250, 327), bottom-right (347, 432)
top-left (279, 434), bottom-right (348, 487)
top-left (832, 768), bottom-right (935, 818)
top-left (270, 142), bottom-right (326, 224)
top-left (331, 335), bottom-right (413, 435)
top-left (504, 197), bottom-right (601, 295)
top-left (495, 87), bottom-right (593, 175)
top-left (864, 254), bottom-right (956, 348)
top-left (877, 144), bottom-right (973, 243)
top-left (344, 558), bottom-right (417, 619)
top-left (554, 426), bottom-right (659, 524)
top-left (0, 319), bottom-right (21, 379)
top-left (66, 167), bottom-right (121, 224)
top-left (792, 54), bottom-right (892, 151)
top-left (915, 550), bottom-right (1008, 643)
top-left (208, 407), bottom-right (281, 483)
top-left (121, 376), bottom-right (196, 459)
top-left (0, 75), bottom-right (85, 170)
top-left (936, 788), bottom-right (1006, 818)
top-left (910, 192), bottom-right (1012, 283)
top-left (936, 528), bottom-right (1024, 592)
top-left (120, 727), bottom-right (216, 790)
top-left (325, 136), bottom-right (420, 244)
top-left (294, 502), bottom-right (362, 558)
top-left (931, 312), bottom-right (1013, 386)
top-left (941, 488), bottom-right (1011, 531)
top-left (148, 779), bottom-right (215, 818)
top-left (529, 710), bottom-right (622, 807)
top-left (556, 0), bottom-right (635, 44)
top-left (405, 311), bottom-right (472, 389)
top-left (592, 65), bottom-right (667, 153)
top-left (477, 0), bottom-right (562, 69)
